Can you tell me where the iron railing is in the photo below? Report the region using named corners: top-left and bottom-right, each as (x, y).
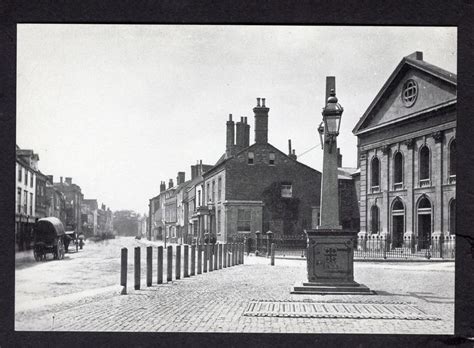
top-left (247, 233), bottom-right (456, 260)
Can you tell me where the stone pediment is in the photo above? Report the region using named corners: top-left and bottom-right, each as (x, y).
top-left (353, 53), bottom-right (456, 135)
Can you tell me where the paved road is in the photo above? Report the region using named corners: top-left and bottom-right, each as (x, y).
top-left (15, 240), bottom-right (454, 334)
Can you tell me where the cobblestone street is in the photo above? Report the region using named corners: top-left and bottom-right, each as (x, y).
top-left (16, 244), bottom-right (454, 334)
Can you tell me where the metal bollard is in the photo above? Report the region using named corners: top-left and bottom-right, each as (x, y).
top-left (242, 243), bottom-right (245, 265)
top-left (146, 246), bottom-right (152, 287)
top-left (120, 247), bottom-right (127, 294)
top-left (271, 243), bottom-right (275, 266)
top-left (176, 245), bottom-right (181, 280)
top-left (231, 243), bottom-right (234, 266)
top-left (134, 247), bottom-right (141, 290)
top-left (218, 243), bottom-right (222, 269)
top-left (203, 243), bottom-right (208, 273)
top-left (191, 244), bottom-right (196, 276)
top-left (209, 243), bottom-right (214, 272)
top-left (167, 245), bottom-right (173, 282)
top-left (213, 244), bottom-right (218, 270)
top-left (184, 245), bottom-right (189, 278)
top-left (157, 246), bottom-right (163, 284)
top-left (197, 244), bottom-right (202, 274)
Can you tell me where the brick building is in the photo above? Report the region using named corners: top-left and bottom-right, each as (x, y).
top-left (54, 177), bottom-right (84, 233)
top-left (202, 98), bottom-right (323, 243)
top-left (353, 52), bottom-right (456, 252)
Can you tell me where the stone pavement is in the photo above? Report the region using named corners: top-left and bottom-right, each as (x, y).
top-left (16, 256), bottom-right (454, 334)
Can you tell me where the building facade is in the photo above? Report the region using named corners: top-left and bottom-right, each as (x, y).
top-left (54, 177), bottom-right (84, 233)
top-left (202, 98), bottom-right (323, 243)
top-left (353, 52), bottom-right (456, 252)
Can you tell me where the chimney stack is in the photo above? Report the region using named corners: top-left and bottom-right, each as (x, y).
top-left (168, 179), bottom-right (174, 189)
top-left (65, 177), bottom-right (72, 185)
top-left (235, 116), bottom-right (245, 151)
top-left (226, 114), bottom-right (235, 157)
top-left (337, 148), bottom-right (342, 167)
top-left (160, 181), bottom-right (166, 192)
top-left (47, 175), bottom-right (53, 183)
top-left (253, 97), bottom-right (269, 144)
top-left (243, 117), bottom-right (250, 148)
top-left (60, 176), bottom-right (63, 184)
top-left (408, 51), bottom-right (423, 61)
top-left (177, 171), bottom-right (185, 185)
top-left (288, 139), bottom-right (297, 160)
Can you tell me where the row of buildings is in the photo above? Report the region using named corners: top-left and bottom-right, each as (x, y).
top-left (148, 52), bottom-right (456, 251)
top-left (15, 146), bottom-right (114, 251)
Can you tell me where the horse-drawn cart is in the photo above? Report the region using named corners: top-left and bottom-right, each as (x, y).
top-left (33, 217), bottom-right (66, 261)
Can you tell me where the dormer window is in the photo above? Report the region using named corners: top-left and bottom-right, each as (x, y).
top-left (248, 152), bottom-right (254, 165)
top-left (269, 152), bottom-right (275, 165)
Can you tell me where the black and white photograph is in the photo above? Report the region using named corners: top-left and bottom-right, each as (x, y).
top-left (12, 23), bottom-right (459, 337)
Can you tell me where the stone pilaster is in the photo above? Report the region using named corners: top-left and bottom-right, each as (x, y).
top-left (358, 152), bottom-right (368, 236)
top-left (404, 138), bottom-right (415, 236)
top-left (380, 145), bottom-right (390, 235)
top-left (432, 131), bottom-right (443, 235)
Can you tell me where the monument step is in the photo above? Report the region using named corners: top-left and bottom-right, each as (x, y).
top-left (291, 282), bottom-right (376, 295)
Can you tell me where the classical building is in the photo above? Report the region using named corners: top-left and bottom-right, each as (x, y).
top-left (353, 52), bottom-right (456, 252)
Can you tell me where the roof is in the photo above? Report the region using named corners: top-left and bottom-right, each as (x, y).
top-left (203, 142), bottom-right (321, 178)
top-left (338, 167), bottom-right (358, 180)
top-left (353, 52), bottom-right (457, 135)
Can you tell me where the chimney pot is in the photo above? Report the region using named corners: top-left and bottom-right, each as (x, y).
top-left (257, 98), bottom-right (261, 107)
top-left (229, 113), bottom-right (232, 121)
top-left (288, 139), bottom-right (292, 155)
top-left (60, 176), bottom-right (63, 183)
top-left (262, 98), bottom-right (266, 107)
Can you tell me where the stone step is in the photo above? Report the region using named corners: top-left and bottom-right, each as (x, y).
top-left (290, 282), bottom-right (375, 295)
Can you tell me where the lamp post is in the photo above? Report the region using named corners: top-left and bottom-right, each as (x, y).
top-left (291, 77), bottom-right (373, 295)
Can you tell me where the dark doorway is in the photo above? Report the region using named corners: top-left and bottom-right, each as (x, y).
top-left (418, 214), bottom-right (431, 249)
top-left (392, 215), bottom-right (404, 248)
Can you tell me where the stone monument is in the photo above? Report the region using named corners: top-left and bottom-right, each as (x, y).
top-left (291, 77), bottom-right (374, 295)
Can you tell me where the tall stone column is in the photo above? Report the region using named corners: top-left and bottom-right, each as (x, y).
top-left (404, 139), bottom-right (415, 237)
top-left (380, 146), bottom-right (390, 236)
top-left (358, 152), bottom-right (368, 236)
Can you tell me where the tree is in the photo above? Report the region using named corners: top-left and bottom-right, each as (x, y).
top-left (113, 210), bottom-right (139, 236)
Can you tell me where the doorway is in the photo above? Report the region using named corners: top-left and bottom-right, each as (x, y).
top-left (417, 197), bottom-right (432, 250)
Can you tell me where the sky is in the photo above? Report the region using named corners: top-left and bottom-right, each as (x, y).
top-left (16, 25), bottom-right (457, 215)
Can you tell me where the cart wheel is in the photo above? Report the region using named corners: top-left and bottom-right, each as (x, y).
top-left (34, 248), bottom-right (41, 262)
top-left (58, 238), bottom-right (65, 260)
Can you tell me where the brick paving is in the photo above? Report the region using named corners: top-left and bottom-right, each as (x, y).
top-left (16, 256), bottom-right (454, 334)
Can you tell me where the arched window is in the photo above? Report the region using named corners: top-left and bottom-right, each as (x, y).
top-left (371, 205), bottom-right (379, 234)
top-left (418, 197), bottom-right (431, 209)
top-left (419, 146), bottom-right (430, 184)
top-left (417, 196), bottom-right (432, 248)
top-left (449, 199), bottom-right (456, 234)
top-left (449, 139), bottom-right (456, 177)
top-left (371, 157), bottom-right (380, 190)
top-left (394, 152), bottom-right (403, 189)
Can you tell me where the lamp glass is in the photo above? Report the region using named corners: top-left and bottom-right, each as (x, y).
top-left (324, 115), bottom-right (340, 135)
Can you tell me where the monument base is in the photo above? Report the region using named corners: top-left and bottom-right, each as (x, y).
top-left (291, 281), bottom-right (375, 295)
top-left (291, 229), bottom-right (374, 295)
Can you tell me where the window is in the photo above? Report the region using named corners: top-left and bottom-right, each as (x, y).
top-left (212, 181), bottom-right (215, 202)
top-left (237, 209), bottom-right (251, 232)
top-left (393, 152), bottom-right (403, 189)
top-left (206, 183), bottom-right (210, 202)
top-left (401, 79), bottom-right (418, 107)
top-left (30, 173), bottom-right (33, 187)
top-left (17, 188), bottom-right (22, 213)
top-left (419, 145), bottom-right (430, 183)
top-left (30, 192), bottom-right (33, 215)
top-left (281, 184), bottom-right (293, 198)
top-left (449, 139), bottom-right (456, 177)
top-left (248, 152), bottom-right (254, 165)
top-left (198, 190), bottom-right (201, 207)
top-left (217, 209), bottom-right (221, 234)
top-left (269, 152), bottom-right (275, 165)
top-left (23, 190), bottom-right (28, 214)
top-left (18, 166), bottom-right (22, 182)
top-left (371, 205), bottom-right (379, 234)
top-left (218, 177), bottom-right (222, 201)
top-left (371, 157), bottom-right (380, 190)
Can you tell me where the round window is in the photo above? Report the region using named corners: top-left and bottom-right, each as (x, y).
top-left (401, 79), bottom-right (418, 107)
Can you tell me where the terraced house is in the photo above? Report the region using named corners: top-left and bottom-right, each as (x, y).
top-left (353, 52), bottom-right (456, 255)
